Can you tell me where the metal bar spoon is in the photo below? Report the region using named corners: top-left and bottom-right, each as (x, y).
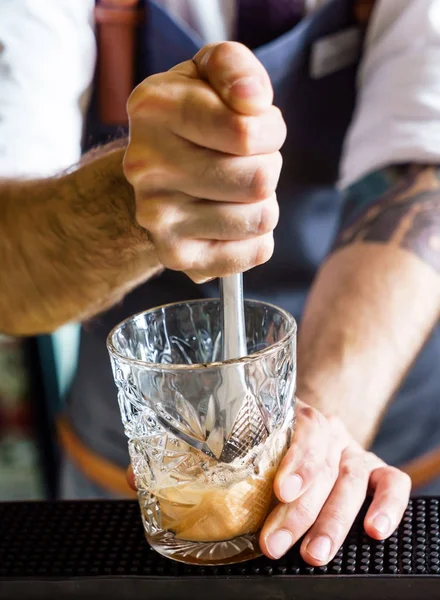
top-left (220, 273), bottom-right (247, 361)
top-left (216, 273), bottom-right (249, 453)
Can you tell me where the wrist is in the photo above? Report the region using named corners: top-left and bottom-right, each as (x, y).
top-left (65, 148), bottom-right (156, 266)
top-left (0, 145), bottom-right (163, 336)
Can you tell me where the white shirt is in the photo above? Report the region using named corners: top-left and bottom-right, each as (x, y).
top-left (1, 0), bottom-right (440, 188)
top-left (340, 0), bottom-right (440, 187)
top-left (0, 0), bottom-right (95, 177)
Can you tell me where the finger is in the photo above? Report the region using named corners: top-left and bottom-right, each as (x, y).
top-left (177, 149), bottom-right (282, 203)
top-left (175, 92), bottom-right (286, 156)
top-left (260, 459), bottom-right (338, 560)
top-left (193, 42), bottom-right (273, 115)
top-left (182, 272), bottom-right (217, 285)
top-left (176, 196), bottom-right (279, 241)
top-left (363, 466), bottom-right (412, 540)
top-left (136, 191), bottom-right (278, 240)
top-left (174, 87), bottom-right (285, 155)
top-left (300, 449), bottom-right (380, 566)
top-left (127, 464), bottom-right (136, 490)
top-left (273, 403), bottom-right (331, 504)
top-left (260, 420), bottom-right (344, 560)
top-left (128, 71), bottom-right (285, 156)
top-left (126, 134), bottom-right (282, 201)
top-left (152, 233), bottom-right (275, 279)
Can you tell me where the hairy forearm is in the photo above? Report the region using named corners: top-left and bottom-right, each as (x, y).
top-left (297, 165), bottom-right (440, 447)
top-left (0, 147), bottom-right (161, 335)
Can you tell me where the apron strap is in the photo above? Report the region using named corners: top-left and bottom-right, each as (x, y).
top-left (94, 0), bottom-right (145, 126)
top-left (57, 417), bottom-right (136, 497)
top-left (354, 0), bottom-right (376, 24)
top-left (400, 448), bottom-right (440, 491)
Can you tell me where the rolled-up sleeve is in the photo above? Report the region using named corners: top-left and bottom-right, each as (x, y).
top-left (340, 0), bottom-right (440, 189)
top-left (0, 0), bottom-right (96, 177)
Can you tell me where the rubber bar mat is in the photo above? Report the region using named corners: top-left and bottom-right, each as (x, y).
top-left (1, 498), bottom-right (440, 599)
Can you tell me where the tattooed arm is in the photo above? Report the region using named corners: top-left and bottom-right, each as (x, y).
top-left (0, 147), bottom-right (161, 336)
top-left (297, 165), bottom-right (440, 447)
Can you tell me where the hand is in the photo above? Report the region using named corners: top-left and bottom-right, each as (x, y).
top-left (124, 42), bottom-right (286, 283)
top-left (259, 400), bottom-right (411, 564)
top-left (127, 399), bottom-right (411, 565)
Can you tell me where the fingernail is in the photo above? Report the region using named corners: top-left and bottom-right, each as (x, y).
top-left (266, 529), bottom-right (293, 559)
top-left (279, 474), bottom-right (303, 503)
top-left (372, 513), bottom-right (390, 536)
top-left (229, 76), bottom-right (263, 99)
top-left (306, 536), bottom-right (332, 562)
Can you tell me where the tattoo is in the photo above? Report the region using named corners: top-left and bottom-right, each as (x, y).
top-left (334, 165), bottom-right (440, 273)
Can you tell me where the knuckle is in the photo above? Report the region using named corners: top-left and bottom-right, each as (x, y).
top-left (134, 209), bottom-right (150, 232)
top-left (249, 160), bottom-right (279, 202)
top-left (382, 466), bottom-right (412, 490)
top-left (162, 247), bottom-right (188, 271)
top-left (136, 197), bottom-right (171, 233)
top-left (253, 197), bottom-right (279, 236)
top-left (339, 454), bottom-right (368, 483)
top-left (327, 415), bottom-right (348, 439)
top-left (254, 234), bottom-right (274, 267)
top-left (200, 242), bottom-right (240, 278)
top-left (298, 404), bottom-right (326, 429)
top-left (326, 415), bottom-right (344, 430)
top-left (122, 149), bottom-right (143, 183)
top-left (126, 83), bottom-right (144, 115)
top-left (301, 447), bottom-right (323, 470)
top-left (230, 114), bottom-right (258, 155)
top-left (271, 106), bottom-right (288, 143)
top-left (272, 150), bottom-right (284, 178)
top-left (326, 507), bottom-right (349, 528)
top-left (339, 462), bottom-right (363, 483)
top-left (186, 270), bottom-right (212, 284)
top-left (298, 405), bottom-right (316, 421)
top-left (127, 75), bottom-right (164, 116)
top-left (124, 151), bottom-right (171, 190)
top-left (208, 41), bottom-right (243, 70)
top-left (293, 500), bottom-right (317, 525)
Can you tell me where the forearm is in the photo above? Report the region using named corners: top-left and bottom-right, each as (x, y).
top-left (297, 165), bottom-right (440, 447)
top-left (0, 147), bottom-right (161, 335)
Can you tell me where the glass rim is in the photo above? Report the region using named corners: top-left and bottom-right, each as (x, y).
top-left (106, 297), bottom-right (297, 371)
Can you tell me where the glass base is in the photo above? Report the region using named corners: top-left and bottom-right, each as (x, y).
top-left (146, 530), bottom-right (262, 565)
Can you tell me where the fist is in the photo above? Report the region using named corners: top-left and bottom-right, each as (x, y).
top-left (124, 42), bottom-right (286, 282)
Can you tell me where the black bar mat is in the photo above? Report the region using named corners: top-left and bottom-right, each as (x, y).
top-left (1, 497), bottom-right (440, 599)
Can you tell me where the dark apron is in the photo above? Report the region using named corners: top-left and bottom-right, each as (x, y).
top-left (69, 0), bottom-right (440, 492)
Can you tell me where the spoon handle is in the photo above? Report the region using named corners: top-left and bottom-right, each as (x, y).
top-left (219, 273), bottom-right (247, 360)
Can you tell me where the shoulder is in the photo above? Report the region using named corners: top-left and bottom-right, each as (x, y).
top-left (0, 0), bottom-right (97, 176)
top-left (339, 0), bottom-right (440, 189)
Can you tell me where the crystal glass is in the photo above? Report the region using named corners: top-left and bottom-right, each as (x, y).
top-left (107, 299), bottom-right (296, 565)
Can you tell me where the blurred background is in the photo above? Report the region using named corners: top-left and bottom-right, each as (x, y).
top-left (0, 1), bottom-right (89, 501)
top-left (0, 328), bottom-right (80, 500)
top-left (0, 335), bottom-right (43, 500)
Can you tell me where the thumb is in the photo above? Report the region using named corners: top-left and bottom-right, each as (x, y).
top-left (193, 42), bottom-right (273, 116)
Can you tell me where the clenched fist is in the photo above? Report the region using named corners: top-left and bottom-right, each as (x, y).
top-left (124, 42), bottom-right (286, 283)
